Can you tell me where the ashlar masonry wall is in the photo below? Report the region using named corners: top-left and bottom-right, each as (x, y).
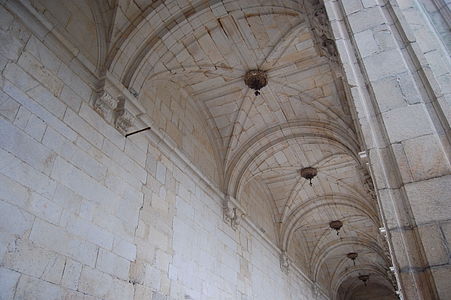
top-left (0, 3), bottom-right (324, 300)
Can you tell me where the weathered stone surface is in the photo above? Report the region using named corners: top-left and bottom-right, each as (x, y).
top-left (14, 275), bottom-right (64, 300)
top-left (0, 267), bottom-right (20, 300)
top-left (405, 175), bottom-right (451, 224)
top-left (418, 224), bottom-right (448, 266)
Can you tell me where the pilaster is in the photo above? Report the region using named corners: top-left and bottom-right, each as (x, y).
top-left (325, 0), bottom-right (451, 298)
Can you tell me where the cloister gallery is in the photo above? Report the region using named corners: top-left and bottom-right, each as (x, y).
top-left (0, 0), bottom-right (450, 299)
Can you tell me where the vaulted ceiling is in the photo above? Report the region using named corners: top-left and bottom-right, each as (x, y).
top-left (105, 0), bottom-right (395, 298)
top-left (35, 0), bottom-right (398, 298)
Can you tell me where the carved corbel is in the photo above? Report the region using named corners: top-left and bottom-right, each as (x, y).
top-left (115, 110), bottom-right (134, 135)
top-left (358, 152), bottom-right (377, 201)
top-left (313, 283), bottom-right (320, 298)
top-left (231, 207), bottom-right (244, 230)
top-left (280, 250), bottom-right (290, 274)
top-left (94, 91), bottom-right (119, 123)
top-left (223, 200), bottom-right (235, 224)
top-left (305, 1), bottom-right (339, 63)
top-left (223, 195), bottom-right (245, 230)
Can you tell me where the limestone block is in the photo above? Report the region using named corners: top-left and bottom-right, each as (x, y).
top-left (176, 195), bottom-right (195, 220)
top-left (3, 63), bottom-right (39, 92)
top-left (0, 29), bottom-right (24, 61)
top-left (57, 64), bottom-right (91, 101)
top-left (0, 200), bottom-right (34, 236)
top-left (51, 157), bottom-right (118, 212)
top-left (78, 266), bottom-right (113, 298)
top-left (0, 89), bottom-right (20, 121)
top-left (25, 36), bottom-right (61, 75)
top-left (65, 213), bottom-right (114, 250)
top-left (106, 279), bottom-right (134, 300)
top-left (405, 175), bottom-right (451, 224)
top-left (363, 49), bottom-right (407, 81)
top-left (155, 162), bottom-right (166, 184)
top-left (60, 85), bottom-right (82, 112)
top-left (113, 238), bottom-right (137, 261)
top-left (79, 102), bottom-right (125, 150)
top-left (14, 274), bottom-right (64, 300)
top-left (115, 196), bottom-right (141, 229)
top-left (0, 5), bottom-right (14, 31)
top-left (30, 219), bottom-right (98, 267)
top-left (125, 139), bottom-right (147, 167)
top-left (0, 172), bottom-right (29, 208)
top-left (347, 6), bottom-right (386, 33)
top-left (63, 290), bottom-right (97, 300)
top-left (26, 85), bottom-right (66, 119)
top-left (24, 113), bottom-right (47, 141)
top-left (101, 139), bottom-right (147, 184)
top-left (361, 0), bottom-right (377, 8)
top-left (64, 108), bottom-right (104, 149)
top-left (372, 24), bottom-right (399, 52)
top-left (96, 248), bottom-right (130, 280)
top-left (61, 258), bottom-right (82, 290)
top-left (13, 105), bottom-right (31, 129)
top-left (431, 266), bottom-right (451, 300)
top-left (371, 72), bottom-right (421, 113)
top-left (144, 264), bottom-right (161, 290)
top-left (18, 52), bottom-right (64, 96)
top-left (418, 224), bottom-right (448, 265)
top-left (402, 134), bottom-right (450, 181)
top-left (155, 249), bottom-right (171, 272)
top-left (134, 284), bottom-right (154, 299)
top-left (382, 104), bottom-right (434, 143)
top-left (129, 259), bottom-right (147, 285)
top-left (0, 147), bottom-right (57, 199)
top-left (78, 266), bottom-right (133, 300)
top-left (341, 0), bottom-right (363, 16)
top-left (52, 184), bottom-right (82, 214)
top-left (354, 29), bottom-right (380, 57)
top-left (28, 192), bottom-right (62, 225)
top-left (0, 267), bottom-right (20, 300)
top-left (43, 127), bottom-right (107, 182)
top-left (391, 142), bottom-right (414, 183)
top-left (2, 80), bottom-right (77, 141)
top-left (441, 221), bottom-right (451, 247)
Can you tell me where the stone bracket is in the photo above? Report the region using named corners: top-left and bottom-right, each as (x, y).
top-left (92, 73), bottom-right (147, 136)
top-left (223, 195), bottom-right (245, 230)
top-left (280, 250), bottom-right (290, 274)
top-left (304, 1), bottom-right (338, 62)
top-left (94, 91), bottom-right (135, 135)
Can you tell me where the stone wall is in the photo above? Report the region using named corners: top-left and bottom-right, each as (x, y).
top-left (0, 2), bottom-right (325, 300)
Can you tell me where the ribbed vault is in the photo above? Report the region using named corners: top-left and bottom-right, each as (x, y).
top-left (95, 0), bottom-right (398, 298)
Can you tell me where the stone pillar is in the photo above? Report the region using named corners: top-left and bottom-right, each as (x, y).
top-left (324, 0), bottom-right (451, 299)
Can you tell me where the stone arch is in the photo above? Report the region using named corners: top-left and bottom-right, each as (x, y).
top-left (225, 121), bottom-right (362, 199)
top-left (332, 264), bottom-right (395, 300)
top-left (281, 194), bottom-right (380, 251)
top-left (113, 1), bottom-right (305, 89)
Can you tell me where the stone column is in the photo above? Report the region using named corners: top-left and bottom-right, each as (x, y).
top-left (324, 0), bottom-right (451, 299)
